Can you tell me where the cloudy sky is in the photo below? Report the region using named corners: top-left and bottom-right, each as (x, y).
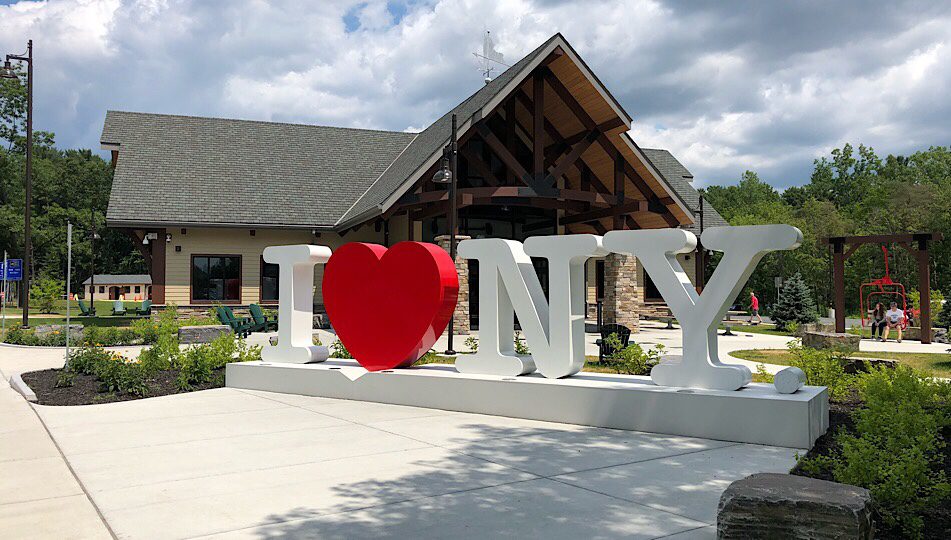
top-left (1, 0), bottom-right (948, 187)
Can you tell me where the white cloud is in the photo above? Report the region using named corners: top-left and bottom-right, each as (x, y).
top-left (1, 0), bottom-right (948, 188)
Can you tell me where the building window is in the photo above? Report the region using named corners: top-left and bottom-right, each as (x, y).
top-left (260, 258), bottom-right (279, 302)
top-left (134, 286), bottom-right (141, 293)
top-left (643, 272), bottom-right (663, 302)
top-left (99, 286), bottom-right (105, 294)
top-left (191, 255), bottom-right (241, 302)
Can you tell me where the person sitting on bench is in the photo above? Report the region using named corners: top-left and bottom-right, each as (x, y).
top-left (882, 301), bottom-right (904, 343)
top-left (868, 302), bottom-right (886, 340)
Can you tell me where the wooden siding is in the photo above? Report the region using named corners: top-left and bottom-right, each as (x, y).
top-left (164, 226), bottom-right (385, 306)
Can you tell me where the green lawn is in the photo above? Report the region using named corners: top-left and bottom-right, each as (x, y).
top-left (719, 323), bottom-right (795, 337)
top-left (0, 299), bottom-right (157, 328)
top-left (731, 348), bottom-right (951, 378)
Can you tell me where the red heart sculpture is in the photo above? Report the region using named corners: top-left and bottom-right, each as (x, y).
top-left (322, 241), bottom-right (459, 371)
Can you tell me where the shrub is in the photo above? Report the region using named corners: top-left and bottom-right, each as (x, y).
top-left (514, 331), bottom-right (530, 355)
top-left (175, 346), bottom-right (214, 390)
top-left (825, 366), bottom-right (950, 536)
top-left (66, 346), bottom-right (114, 375)
top-left (464, 335), bottom-right (478, 352)
top-left (602, 338), bottom-right (664, 375)
top-left (330, 339), bottom-right (353, 359)
top-left (54, 371), bottom-right (75, 388)
top-left (30, 275), bottom-right (64, 314)
top-left (131, 318), bottom-right (160, 344)
top-left (772, 273), bottom-right (818, 330)
top-left (786, 343), bottom-right (855, 401)
top-left (908, 289), bottom-right (945, 324)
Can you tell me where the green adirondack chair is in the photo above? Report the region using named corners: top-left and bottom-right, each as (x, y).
top-left (134, 300), bottom-right (152, 316)
top-left (215, 306), bottom-right (253, 338)
top-left (249, 304), bottom-right (277, 332)
top-left (78, 300), bottom-right (96, 316)
top-left (112, 300), bottom-right (127, 316)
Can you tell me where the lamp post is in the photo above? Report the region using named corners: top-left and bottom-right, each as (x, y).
top-left (89, 207), bottom-right (100, 314)
top-left (1, 40), bottom-right (33, 328)
top-left (432, 114), bottom-right (458, 355)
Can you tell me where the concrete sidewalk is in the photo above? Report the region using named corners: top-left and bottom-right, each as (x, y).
top-left (28, 386), bottom-right (801, 539)
top-left (0, 371), bottom-right (112, 539)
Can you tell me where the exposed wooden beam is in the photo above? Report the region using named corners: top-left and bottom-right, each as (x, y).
top-left (547, 130), bottom-right (598, 183)
top-left (533, 72), bottom-right (545, 176)
top-left (543, 67), bottom-right (596, 130)
top-left (460, 146), bottom-right (500, 187)
top-left (559, 199), bottom-right (648, 225)
top-left (477, 124), bottom-right (531, 184)
top-left (613, 153), bottom-right (625, 230)
top-left (544, 118), bottom-right (626, 155)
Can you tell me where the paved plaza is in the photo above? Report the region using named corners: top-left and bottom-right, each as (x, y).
top-left (1, 324), bottom-right (945, 539)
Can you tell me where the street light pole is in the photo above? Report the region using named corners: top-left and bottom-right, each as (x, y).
top-left (446, 114), bottom-right (458, 355)
top-left (431, 114), bottom-right (459, 355)
top-left (2, 40), bottom-right (33, 328)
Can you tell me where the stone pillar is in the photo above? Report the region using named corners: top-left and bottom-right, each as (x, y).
top-left (434, 235), bottom-right (470, 335)
top-left (602, 253), bottom-right (640, 332)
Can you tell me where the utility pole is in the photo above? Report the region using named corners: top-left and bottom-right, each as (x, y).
top-left (1, 40), bottom-right (34, 327)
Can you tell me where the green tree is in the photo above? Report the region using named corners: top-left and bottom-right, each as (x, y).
top-left (30, 274), bottom-right (64, 314)
top-left (771, 273), bottom-right (819, 331)
top-left (0, 69), bottom-right (145, 294)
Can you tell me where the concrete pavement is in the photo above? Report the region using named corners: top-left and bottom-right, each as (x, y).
top-left (0, 365), bottom-right (113, 539)
top-left (31, 387), bottom-right (800, 539)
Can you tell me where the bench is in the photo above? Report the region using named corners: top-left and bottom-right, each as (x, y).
top-left (642, 308), bottom-right (676, 329)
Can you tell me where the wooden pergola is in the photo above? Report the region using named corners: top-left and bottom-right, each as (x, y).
top-left (379, 46), bottom-right (690, 238)
top-left (825, 232), bottom-right (944, 344)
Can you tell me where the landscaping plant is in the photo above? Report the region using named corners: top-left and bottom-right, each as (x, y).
top-left (798, 366), bottom-right (951, 537)
top-left (600, 333), bottom-right (665, 375)
top-left (330, 339), bottom-right (353, 359)
top-left (771, 272), bottom-right (819, 331)
top-left (30, 274), bottom-right (65, 314)
top-left (786, 343), bottom-right (855, 401)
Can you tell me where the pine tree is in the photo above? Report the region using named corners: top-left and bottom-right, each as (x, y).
top-left (772, 273), bottom-right (818, 330)
top-left (936, 299), bottom-right (951, 330)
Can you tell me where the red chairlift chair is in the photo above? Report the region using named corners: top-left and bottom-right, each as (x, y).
top-left (860, 246), bottom-right (910, 329)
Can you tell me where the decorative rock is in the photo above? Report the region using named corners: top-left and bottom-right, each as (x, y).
top-left (840, 357), bottom-right (898, 374)
top-left (178, 325), bottom-right (233, 344)
top-left (801, 331), bottom-right (860, 351)
top-left (34, 324), bottom-right (83, 337)
top-left (718, 473), bottom-right (873, 539)
top-left (774, 367), bottom-right (806, 394)
top-left (900, 326), bottom-right (934, 341)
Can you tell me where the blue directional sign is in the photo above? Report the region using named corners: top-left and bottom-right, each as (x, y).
top-left (0, 259), bottom-right (23, 281)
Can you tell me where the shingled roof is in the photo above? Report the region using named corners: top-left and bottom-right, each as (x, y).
top-left (103, 112), bottom-right (416, 229)
top-left (104, 33), bottom-right (722, 234)
top-left (641, 148), bottom-right (728, 234)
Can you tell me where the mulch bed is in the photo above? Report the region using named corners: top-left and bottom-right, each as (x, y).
top-left (789, 390), bottom-right (951, 539)
top-left (21, 367), bottom-right (226, 406)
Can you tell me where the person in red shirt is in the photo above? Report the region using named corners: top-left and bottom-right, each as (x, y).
top-left (749, 291), bottom-right (762, 325)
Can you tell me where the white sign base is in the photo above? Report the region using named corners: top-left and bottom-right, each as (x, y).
top-left (227, 361), bottom-right (828, 449)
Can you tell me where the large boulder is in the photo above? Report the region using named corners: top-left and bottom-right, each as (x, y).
top-left (840, 357), bottom-right (898, 374)
top-left (178, 325), bottom-right (232, 344)
top-left (900, 326), bottom-right (934, 341)
top-left (802, 331), bottom-right (860, 351)
top-left (718, 473), bottom-right (873, 539)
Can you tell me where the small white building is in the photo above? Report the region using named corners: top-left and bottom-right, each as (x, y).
top-left (83, 274), bottom-right (152, 301)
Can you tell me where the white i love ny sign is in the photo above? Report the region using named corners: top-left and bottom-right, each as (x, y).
top-left (262, 224), bottom-right (803, 392)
